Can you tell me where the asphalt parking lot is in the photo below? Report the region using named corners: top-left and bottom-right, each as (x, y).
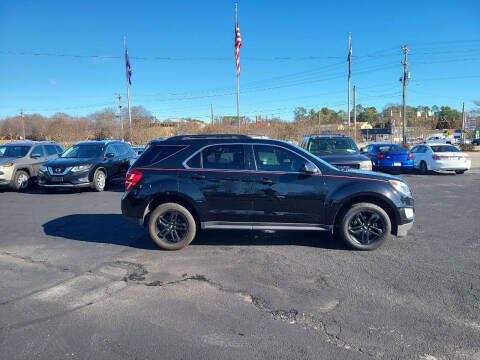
top-left (1, 160), bottom-right (479, 359)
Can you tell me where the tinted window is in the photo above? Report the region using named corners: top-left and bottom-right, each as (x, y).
top-left (186, 153), bottom-right (201, 168)
top-left (431, 145), bottom-right (460, 153)
top-left (62, 144), bottom-right (103, 158)
top-left (113, 144), bottom-right (125, 155)
top-left (31, 146), bottom-right (45, 158)
top-left (45, 145), bottom-right (58, 156)
top-left (134, 145), bottom-right (187, 167)
top-left (0, 145), bottom-right (31, 158)
top-left (55, 145), bottom-right (64, 154)
top-left (376, 144), bottom-right (406, 153)
top-left (254, 145), bottom-right (306, 172)
top-left (202, 145), bottom-right (244, 170)
top-left (308, 138), bottom-right (358, 155)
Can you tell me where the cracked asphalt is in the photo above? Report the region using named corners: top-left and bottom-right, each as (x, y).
top-left (1, 165), bottom-right (480, 359)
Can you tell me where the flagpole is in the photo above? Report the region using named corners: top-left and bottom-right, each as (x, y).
top-left (235, 3), bottom-right (240, 134)
top-left (347, 32), bottom-right (351, 136)
top-left (124, 36), bottom-right (133, 143)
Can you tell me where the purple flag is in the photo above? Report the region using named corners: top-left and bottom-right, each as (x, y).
top-left (125, 47), bottom-right (132, 85)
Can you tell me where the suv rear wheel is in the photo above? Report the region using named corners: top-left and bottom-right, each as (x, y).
top-left (13, 170), bottom-right (30, 192)
top-left (148, 202), bottom-right (196, 250)
top-left (338, 202), bottom-right (391, 250)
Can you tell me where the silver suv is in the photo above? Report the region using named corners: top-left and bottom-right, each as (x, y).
top-left (0, 141), bottom-right (64, 191)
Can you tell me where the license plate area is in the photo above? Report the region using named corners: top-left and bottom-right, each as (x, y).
top-left (50, 176), bottom-right (63, 182)
top-left (393, 162), bottom-right (402, 166)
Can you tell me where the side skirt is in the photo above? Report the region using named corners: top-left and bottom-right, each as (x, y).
top-left (201, 221), bottom-right (332, 231)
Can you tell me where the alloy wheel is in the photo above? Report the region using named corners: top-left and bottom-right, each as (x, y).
top-left (348, 210), bottom-right (386, 246)
top-left (155, 211), bottom-right (189, 244)
top-left (18, 174), bottom-right (28, 190)
top-left (96, 173), bottom-right (106, 189)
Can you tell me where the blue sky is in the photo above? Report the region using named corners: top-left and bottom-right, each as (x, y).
top-left (1, 0), bottom-right (479, 121)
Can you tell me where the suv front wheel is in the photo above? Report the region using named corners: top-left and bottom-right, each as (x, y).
top-left (13, 170), bottom-right (30, 192)
top-left (338, 202), bottom-right (391, 250)
top-left (148, 203), bottom-right (196, 250)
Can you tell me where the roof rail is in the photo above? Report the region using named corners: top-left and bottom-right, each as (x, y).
top-left (167, 134), bottom-right (251, 141)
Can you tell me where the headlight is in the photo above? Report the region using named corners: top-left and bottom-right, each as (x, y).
top-left (360, 160), bottom-right (372, 171)
top-left (39, 165), bottom-right (47, 172)
top-left (71, 164), bottom-right (92, 172)
top-left (389, 180), bottom-right (412, 197)
top-left (0, 163), bottom-right (13, 169)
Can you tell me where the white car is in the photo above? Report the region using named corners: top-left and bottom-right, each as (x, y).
top-left (410, 143), bottom-right (471, 174)
top-left (425, 135), bottom-right (454, 144)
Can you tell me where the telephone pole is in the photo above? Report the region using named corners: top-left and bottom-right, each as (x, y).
top-left (353, 85), bottom-right (357, 143)
top-left (116, 94), bottom-right (124, 142)
top-left (461, 102), bottom-right (466, 142)
top-left (401, 44), bottom-right (410, 145)
top-left (211, 104), bottom-right (214, 124)
top-left (20, 109), bottom-right (26, 140)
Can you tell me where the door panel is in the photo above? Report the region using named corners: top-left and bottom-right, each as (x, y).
top-left (186, 144), bottom-right (254, 223)
top-left (30, 146), bottom-right (47, 174)
top-left (250, 145), bottom-right (327, 224)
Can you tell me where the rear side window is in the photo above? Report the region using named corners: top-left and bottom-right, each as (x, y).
top-left (45, 145), bottom-right (58, 156)
top-left (134, 145), bottom-right (187, 167)
top-left (202, 145), bottom-right (245, 170)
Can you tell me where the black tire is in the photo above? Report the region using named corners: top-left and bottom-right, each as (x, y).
top-left (148, 202), bottom-right (196, 250)
top-left (455, 170), bottom-right (465, 174)
top-left (337, 202), bottom-right (391, 250)
top-left (419, 161), bottom-right (428, 175)
top-left (91, 169), bottom-right (106, 192)
top-left (12, 170), bottom-right (30, 191)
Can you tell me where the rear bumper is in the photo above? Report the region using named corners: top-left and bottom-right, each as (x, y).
top-left (429, 161), bottom-right (471, 171)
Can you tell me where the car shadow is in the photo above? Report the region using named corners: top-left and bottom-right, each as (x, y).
top-left (43, 214), bottom-right (348, 250)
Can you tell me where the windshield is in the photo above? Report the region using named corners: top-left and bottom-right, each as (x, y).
top-left (376, 144), bottom-right (406, 153)
top-left (0, 145), bottom-right (31, 158)
top-left (308, 138), bottom-right (359, 155)
top-left (431, 145), bottom-right (460, 153)
top-left (61, 144), bottom-right (103, 158)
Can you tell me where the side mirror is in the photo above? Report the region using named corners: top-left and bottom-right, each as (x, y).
top-left (302, 162), bottom-right (319, 174)
top-left (105, 153), bottom-right (115, 159)
top-left (31, 153), bottom-right (41, 158)
top-left (360, 147), bottom-right (367, 153)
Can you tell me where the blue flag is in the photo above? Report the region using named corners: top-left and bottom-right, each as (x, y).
top-left (125, 48), bottom-right (132, 85)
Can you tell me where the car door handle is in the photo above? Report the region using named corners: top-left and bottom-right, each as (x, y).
top-left (192, 174), bottom-right (206, 180)
top-left (261, 177), bottom-right (274, 185)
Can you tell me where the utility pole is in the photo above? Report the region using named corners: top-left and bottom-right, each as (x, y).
top-left (347, 32), bottom-right (352, 136)
top-left (401, 44), bottom-right (410, 145)
top-left (317, 111), bottom-right (321, 133)
top-left (116, 94), bottom-right (124, 142)
top-left (123, 36), bottom-right (133, 143)
top-left (461, 102), bottom-right (466, 142)
top-left (19, 109), bottom-right (26, 140)
top-left (353, 85), bottom-right (357, 143)
top-left (211, 104), bottom-right (214, 124)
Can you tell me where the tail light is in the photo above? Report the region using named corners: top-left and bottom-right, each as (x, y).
top-left (408, 153), bottom-right (413, 159)
top-left (377, 154), bottom-right (386, 159)
top-left (125, 169), bottom-right (143, 191)
top-left (461, 154), bottom-right (470, 159)
top-left (432, 154), bottom-right (448, 160)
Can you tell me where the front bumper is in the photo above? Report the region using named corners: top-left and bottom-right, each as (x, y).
top-left (396, 220), bottom-right (414, 237)
top-left (38, 169), bottom-right (91, 188)
top-left (0, 167), bottom-right (15, 186)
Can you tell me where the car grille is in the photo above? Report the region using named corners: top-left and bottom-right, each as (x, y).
top-left (51, 167), bottom-right (65, 174)
top-left (332, 164), bottom-right (360, 169)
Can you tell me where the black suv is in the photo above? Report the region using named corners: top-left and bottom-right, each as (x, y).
top-left (38, 140), bottom-right (134, 192)
top-left (122, 135), bottom-right (414, 250)
top-left (301, 134), bottom-right (372, 170)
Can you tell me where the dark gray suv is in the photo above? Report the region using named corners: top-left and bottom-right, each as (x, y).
top-left (301, 135), bottom-right (372, 171)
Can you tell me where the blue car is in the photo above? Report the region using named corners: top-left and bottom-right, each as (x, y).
top-left (361, 143), bottom-right (414, 173)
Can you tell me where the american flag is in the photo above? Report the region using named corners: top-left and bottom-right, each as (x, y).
top-left (125, 47), bottom-right (132, 85)
top-left (347, 35), bottom-right (352, 79)
top-left (234, 17), bottom-right (242, 76)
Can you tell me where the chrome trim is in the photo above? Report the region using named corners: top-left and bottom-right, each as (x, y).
top-left (48, 166), bottom-right (72, 176)
top-left (182, 142), bottom-right (321, 175)
top-left (39, 183), bottom-right (90, 188)
top-left (201, 221), bottom-right (331, 231)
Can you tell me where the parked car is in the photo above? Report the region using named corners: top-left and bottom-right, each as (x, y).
top-left (361, 143), bottom-right (414, 173)
top-left (300, 134), bottom-right (372, 171)
top-left (38, 140), bottom-right (135, 192)
top-left (122, 134), bottom-right (414, 251)
top-left (410, 143), bottom-right (471, 174)
top-left (0, 141), bottom-right (64, 191)
top-left (425, 134), bottom-right (453, 144)
top-left (471, 138), bottom-right (480, 146)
